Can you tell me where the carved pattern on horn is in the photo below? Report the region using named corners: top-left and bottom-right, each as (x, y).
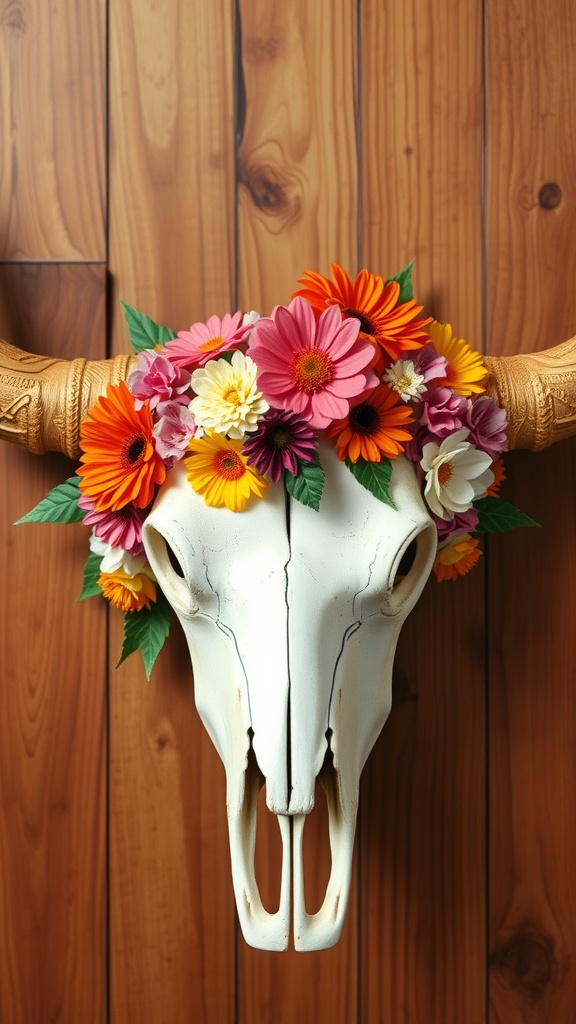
top-left (0, 339), bottom-right (133, 459)
top-left (484, 335), bottom-right (576, 451)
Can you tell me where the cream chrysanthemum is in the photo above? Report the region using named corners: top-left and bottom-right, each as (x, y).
top-left (384, 359), bottom-right (427, 402)
top-left (190, 350), bottom-right (269, 439)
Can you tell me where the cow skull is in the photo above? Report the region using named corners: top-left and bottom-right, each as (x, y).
top-left (1, 331), bottom-right (575, 950)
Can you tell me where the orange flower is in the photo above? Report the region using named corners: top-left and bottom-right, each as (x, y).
top-left (293, 263), bottom-right (432, 370)
top-left (486, 456), bottom-right (506, 496)
top-left (433, 533), bottom-right (482, 581)
top-left (325, 384), bottom-right (414, 462)
top-left (428, 321), bottom-right (489, 396)
top-left (78, 382), bottom-right (166, 512)
top-left (99, 567), bottom-right (157, 612)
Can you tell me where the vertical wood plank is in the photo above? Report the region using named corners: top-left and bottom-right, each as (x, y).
top-left (0, 264), bottom-right (107, 1024)
top-left (0, 0), bottom-right (105, 260)
top-left (359, 2), bottom-right (487, 1021)
top-left (486, 1), bottom-right (576, 1019)
top-left (236, 1), bottom-right (359, 1017)
top-left (108, 2), bottom-right (237, 1020)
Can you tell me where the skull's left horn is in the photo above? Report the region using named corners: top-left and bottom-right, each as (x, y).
top-left (0, 339), bottom-right (133, 459)
top-left (485, 335), bottom-right (576, 451)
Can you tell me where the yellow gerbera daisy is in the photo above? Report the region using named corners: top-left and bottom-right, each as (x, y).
top-left (99, 567), bottom-right (157, 612)
top-left (429, 321), bottom-right (489, 397)
top-left (184, 431), bottom-right (266, 512)
top-left (433, 533), bottom-right (482, 581)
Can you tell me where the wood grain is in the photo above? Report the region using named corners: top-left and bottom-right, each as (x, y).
top-left (0, 263), bottom-right (107, 1024)
top-left (236, 0), bottom-right (359, 1017)
top-left (359, 1), bottom-right (487, 1020)
top-left (0, 0), bottom-right (105, 260)
top-left (486, 1), bottom-right (576, 1019)
top-left (108, 1), bottom-right (237, 1019)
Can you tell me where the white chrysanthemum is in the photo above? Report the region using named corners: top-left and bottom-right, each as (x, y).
top-left (190, 350), bottom-right (269, 439)
top-left (384, 359), bottom-right (426, 402)
top-left (420, 428), bottom-right (493, 520)
top-left (89, 533), bottom-right (154, 577)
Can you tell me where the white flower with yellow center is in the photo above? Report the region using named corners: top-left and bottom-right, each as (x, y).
top-left (420, 428), bottom-right (494, 520)
top-left (190, 350), bottom-right (269, 439)
top-left (384, 359), bottom-right (426, 402)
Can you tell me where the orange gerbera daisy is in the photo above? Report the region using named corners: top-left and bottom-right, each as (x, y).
top-left (433, 533), bottom-right (482, 581)
top-left (429, 321), bottom-right (489, 397)
top-left (78, 382), bottom-right (166, 512)
top-left (99, 567), bottom-right (157, 612)
top-left (325, 384), bottom-right (414, 462)
top-left (293, 263), bottom-right (432, 370)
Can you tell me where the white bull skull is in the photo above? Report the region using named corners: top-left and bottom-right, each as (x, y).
top-left (143, 442), bottom-right (436, 950)
top-left (1, 330), bottom-right (576, 952)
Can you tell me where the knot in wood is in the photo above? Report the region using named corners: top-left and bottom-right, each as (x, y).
top-left (490, 929), bottom-right (556, 1001)
top-left (538, 182), bottom-right (562, 210)
top-left (239, 159), bottom-right (302, 227)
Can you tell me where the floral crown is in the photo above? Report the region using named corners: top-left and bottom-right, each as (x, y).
top-left (20, 262), bottom-right (536, 675)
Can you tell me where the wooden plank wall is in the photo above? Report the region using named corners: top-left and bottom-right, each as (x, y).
top-left (0, 1), bottom-right (574, 1022)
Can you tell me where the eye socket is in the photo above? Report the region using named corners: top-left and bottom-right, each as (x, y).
top-left (393, 539), bottom-right (417, 584)
top-left (167, 542), bottom-right (185, 578)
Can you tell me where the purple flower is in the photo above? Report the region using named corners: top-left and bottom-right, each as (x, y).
top-left (78, 494), bottom-right (146, 555)
top-left (153, 402), bottom-right (197, 465)
top-left (242, 409), bottom-right (317, 483)
top-left (420, 386), bottom-right (470, 438)
top-left (465, 395), bottom-right (508, 458)
top-left (433, 507), bottom-right (479, 546)
top-left (412, 343), bottom-right (448, 384)
top-left (128, 349), bottom-right (191, 411)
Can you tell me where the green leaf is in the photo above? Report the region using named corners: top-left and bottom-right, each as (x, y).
top-left (121, 300), bottom-right (176, 354)
top-left (284, 457), bottom-right (325, 511)
top-left (386, 259), bottom-right (415, 303)
top-left (15, 476), bottom-right (84, 525)
top-left (77, 550), bottom-right (103, 602)
top-left (345, 456), bottom-right (397, 509)
top-left (117, 588), bottom-right (172, 679)
top-left (474, 495), bottom-right (540, 533)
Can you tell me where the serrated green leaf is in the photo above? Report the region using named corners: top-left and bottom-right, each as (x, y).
top-left (117, 588), bottom-right (172, 679)
top-left (121, 301), bottom-right (176, 354)
top-left (15, 476), bottom-right (84, 525)
top-left (345, 456), bottom-right (397, 509)
top-left (77, 551), bottom-right (103, 602)
top-left (474, 495), bottom-right (540, 533)
top-left (386, 259), bottom-right (415, 303)
top-left (284, 457), bottom-right (325, 511)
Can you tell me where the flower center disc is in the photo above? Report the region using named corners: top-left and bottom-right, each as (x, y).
top-left (199, 334), bottom-right (225, 353)
top-left (222, 385), bottom-right (242, 406)
top-left (214, 449), bottom-right (245, 481)
top-left (124, 435), bottom-right (146, 466)
top-left (291, 349), bottom-right (333, 393)
top-left (349, 402), bottom-right (380, 435)
top-left (344, 307), bottom-right (375, 336)
top-left (438, 461), bottom-right (453, 486)
top-left (270, 428), bottom-right (290, 450)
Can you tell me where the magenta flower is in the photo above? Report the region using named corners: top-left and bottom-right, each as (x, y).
top-left (420, 386), bottom-right (469, 438)
top-left (242, 409), bottom-right (317, 483)
top-left (412, 343), bottom-right (448, 384)
top-left (128, 349), bottom-right (191, 411)
top-left (248, 297), bottom-right (378, 430)
top-left (164, 312), bottom-right (251, 370)
top-left (153, 402), bottom-right (197, 465)
top-left (433, 507), bottom-right (479, 546)
top-left (78, 494), bottom-right (146, 555)
top-left (465, 395), bottom-right (508, 458)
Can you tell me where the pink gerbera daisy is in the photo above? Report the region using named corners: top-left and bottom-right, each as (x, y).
top-left (164, 312), bottom-right (251, 370)
top-left (248, 297), bottom-right (378, 430)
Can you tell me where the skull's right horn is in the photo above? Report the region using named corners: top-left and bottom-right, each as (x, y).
top-left (485, 335), bottom-right (576, 451)
top-left (0, 339), bottom-right (133, 460)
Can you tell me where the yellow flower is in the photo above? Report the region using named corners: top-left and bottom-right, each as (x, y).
top-left (429, 321), bottom-right (489, 396)
top-left (99, 567), bottom-right (157, 612)
top-left (184, 431), bottom-right (266, 512)
top-left (433, 533), bottom-right (482, 581)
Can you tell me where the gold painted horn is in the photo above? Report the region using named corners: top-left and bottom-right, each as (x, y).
top-left (0, 339), bottom-right (133, 460)
top-left (484, 335), bottom-right (576, 451)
